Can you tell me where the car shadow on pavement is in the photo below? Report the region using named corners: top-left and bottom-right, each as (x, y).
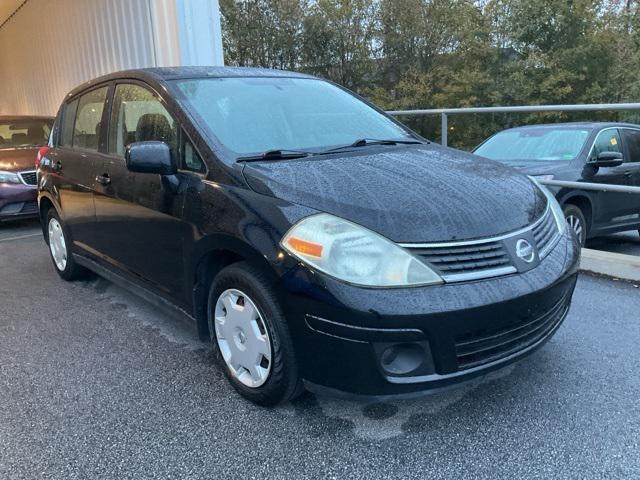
top-left (586, 230), bottom-right (640, 256)
top-left (0, 218), bottom-right (41, 241)
top-left (72, 246), bottom-right (578, 445)
top-left (287, 363), bottom-right (520, 442)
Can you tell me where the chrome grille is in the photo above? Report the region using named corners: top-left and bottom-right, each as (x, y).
top-left (410, 241), bottom-right (514, 282)
top-left (402, 206), bottom-right (560, 283)
top-left (533, 209), bottom-right (560, 258)
top-left (19, 170), bottom-right (37, 185)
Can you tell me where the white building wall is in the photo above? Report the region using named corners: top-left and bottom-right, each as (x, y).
top-left (0, 0), bottom-right (222, 116)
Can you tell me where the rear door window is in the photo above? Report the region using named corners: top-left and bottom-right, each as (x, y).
top-left (590, 129), bottom-right (622, 161)
top-left (621, 128), bottom-right (640, 163)
top-left (73, 87), bottom-right (108, 151)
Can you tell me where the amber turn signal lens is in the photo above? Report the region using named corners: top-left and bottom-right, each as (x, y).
top-left (287, 237), bottom-right (323, 257)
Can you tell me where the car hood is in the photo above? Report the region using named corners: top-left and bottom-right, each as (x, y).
top-left (500, 161), bottom-right (569, 176)
top-left (0, 148), bottom-right (38, 172)
top-left (243, 144), bottom-right (547, 243)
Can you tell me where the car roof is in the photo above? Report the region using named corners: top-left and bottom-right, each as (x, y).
top-left (505, 121), bottom-right (640, 131)
top-left (64, 66), bottom-right (318, 101)
top-left (141, 66), bottom-right (317, 80)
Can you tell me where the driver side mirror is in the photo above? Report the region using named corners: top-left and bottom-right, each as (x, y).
top-left (594, 151), bottom-right (623, 168)
top-left (125, 141), bottom-right (176, 175)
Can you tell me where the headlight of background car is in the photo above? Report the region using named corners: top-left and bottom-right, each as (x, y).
top-left (530, 176), bottom-right (566, 234)
top-left (281, 213), bottom-right (443, 287)
top-left (0, 171), bottom-right (22, 184)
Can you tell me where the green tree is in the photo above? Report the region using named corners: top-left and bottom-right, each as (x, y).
top-left (219, 0), bottom-right (640, 148)
top-left (301, 0), bottom-right (378, 89)
top-left (220, 0), bottom-right (307, 70)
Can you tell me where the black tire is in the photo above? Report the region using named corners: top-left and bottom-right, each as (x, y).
top-left (563, 204), bottom-right (587, 247)
top-left (45, 208), bottom-right (89, 281)
top-left (207, 262), bottom-right (302, 406)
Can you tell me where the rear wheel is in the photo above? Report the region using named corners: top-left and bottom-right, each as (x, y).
top-left (207, 262), bottom-right (302, 406)
top-left (563, 204), bottom-right (587, 247)
top-left (45, 209), bottom-right (88, 281)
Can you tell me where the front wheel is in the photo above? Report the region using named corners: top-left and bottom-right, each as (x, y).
top-left (207, 262), bottom-right (302, 406)
top-left (45, 209), bottom-right (88, 281)
top-left (563, 204), bottom-right (587, 247)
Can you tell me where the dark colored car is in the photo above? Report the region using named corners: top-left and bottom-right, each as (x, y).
top-left (0, 116), bottom-right (53, 221)
top-left (474, 122), bottom-right (640, 246)
top-left (38, 67), bottom-right (579, 405)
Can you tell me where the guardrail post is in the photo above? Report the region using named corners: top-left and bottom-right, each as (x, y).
top-left (441, 113), bottom-right (448, 146)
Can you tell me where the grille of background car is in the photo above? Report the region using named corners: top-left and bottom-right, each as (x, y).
top-left (18, 171), bottom-right (37, 186)
top-left (0, 201), bottom-right (38, 215)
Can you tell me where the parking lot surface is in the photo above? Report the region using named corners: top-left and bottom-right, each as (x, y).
top-left (1, 225), bottom-right (639, 479)
top-left (587, 231), bottom-right (640, 256)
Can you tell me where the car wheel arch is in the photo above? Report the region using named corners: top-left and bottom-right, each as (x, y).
top-left (560, 194), bottom-right (593, 231)
top-left (38, 195), bottom-right (57, 242)
top-left (189, 236), bottom-right (284, 342)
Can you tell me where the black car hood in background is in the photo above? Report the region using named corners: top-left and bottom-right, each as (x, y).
top-left (243, 144), bottom-right (547, 243)
top-left (515, 161), bottom-right (571, 177)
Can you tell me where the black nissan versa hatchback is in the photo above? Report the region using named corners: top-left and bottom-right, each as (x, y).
top-left (38, 67), bottom-right (580, 405)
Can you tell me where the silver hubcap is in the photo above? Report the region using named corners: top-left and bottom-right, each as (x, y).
top-left (214, 289), bottom-right (272, 388)
top-left (566, 215), bottom-right (584, 244)
top-left (48, 218), bottom-right (67, 271)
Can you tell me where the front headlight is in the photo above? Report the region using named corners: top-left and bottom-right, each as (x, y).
top-left (0, 171), bottom-right (21, 184)
top-left (281, 213), bottom-right (443, 287)
top-left (530, 176), bottom-right (566, 234)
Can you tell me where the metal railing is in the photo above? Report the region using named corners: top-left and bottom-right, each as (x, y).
top-left (388, 102), bottom-right (640, 148)
top-left (388, 103), bottom-right (640, 194)
top-left (543, 180), bottom-right (640, 194)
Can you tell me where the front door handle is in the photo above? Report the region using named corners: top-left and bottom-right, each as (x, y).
top-left (95, 174), bottom-right (111, 186)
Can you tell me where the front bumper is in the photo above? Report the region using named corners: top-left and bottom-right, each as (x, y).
top-left (0, 183), bottom-right (38, 220)
top-left (281, 230), bottom-right (580, 397)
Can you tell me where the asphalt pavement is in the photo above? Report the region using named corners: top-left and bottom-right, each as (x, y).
top-left (587, 230), bottom-right (640, 256)
top-left (1, 225), bottom-right (639, 479)
top-left (0, 219), bottom-right (41, 241)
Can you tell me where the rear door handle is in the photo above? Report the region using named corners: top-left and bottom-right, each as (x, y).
top-left (95, 174), bottom-right (111, 186)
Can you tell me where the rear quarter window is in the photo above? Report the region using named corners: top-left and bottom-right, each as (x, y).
top-left (60, 99), bottom-right (79, 147)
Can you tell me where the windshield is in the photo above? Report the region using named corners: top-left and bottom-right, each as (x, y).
top-left (0, 119), bottom-right (52, 148)
top-left (173, 77), bottom-right (413, 156)
top-left (475, 127), bottom-right (591, 163)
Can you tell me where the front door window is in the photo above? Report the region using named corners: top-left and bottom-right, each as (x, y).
top-left (590, 129), bottom-right (622, 161)
top-left (108, 84), bottom-right (178, 159)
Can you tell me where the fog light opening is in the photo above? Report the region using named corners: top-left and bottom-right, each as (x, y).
top-left (380, 343), bottom-right (425, 375)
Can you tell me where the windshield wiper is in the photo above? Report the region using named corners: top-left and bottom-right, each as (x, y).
top-left (319, 138), bottom-right (424, 155)
top-left (236, 139), bottom-right (425, 162)
top-left (236, 149), bottom-right (314, 162)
